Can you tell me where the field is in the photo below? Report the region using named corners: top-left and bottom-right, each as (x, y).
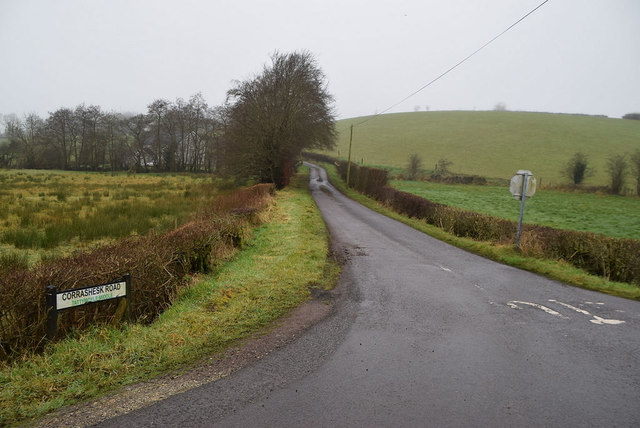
top-left (392, 180), bottom-right (640, 240)
top-left (0, 170), bottom-right (222, 267)
top-left (324, 111), bottom-right (640, 187)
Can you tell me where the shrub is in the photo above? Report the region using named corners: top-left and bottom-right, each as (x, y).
top-left (434, 158), bottom-right (453, 176)
top-left (563, 152), bottom-right (593, 185)
top-left (406, 153), bottom-right (423, 180)
top-left (607, 154), bottom-right (628, 195)
top-left (631, 149), bottom-right (640, 196)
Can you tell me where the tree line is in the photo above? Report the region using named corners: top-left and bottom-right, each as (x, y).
top-left (1, 93), bottom-right (221, 173)
top-left (1, 51), bottom-right (336, 187)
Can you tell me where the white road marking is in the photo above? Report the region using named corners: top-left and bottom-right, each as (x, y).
top-left (507, 301), bottom-right (567, 318)
top-left (590, 316), bottom-right (625, 325)
top-left (548, 300), bottom-right (590, 315)
top-left (437, 264), bottom-right (452, 272)
top-left (474, 284), bottom-right (485, 291)
top-left (548, 300), bottom-right (626, 325)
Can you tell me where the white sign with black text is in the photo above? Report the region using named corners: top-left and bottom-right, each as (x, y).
top-left (56, 280), bottom-right (127, 310)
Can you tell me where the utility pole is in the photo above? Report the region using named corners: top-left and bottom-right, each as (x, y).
top-left (346, 124), bottom-right (353, 186)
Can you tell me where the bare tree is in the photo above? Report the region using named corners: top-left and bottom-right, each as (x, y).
top-left (224, 51), bottom-right (336, 188)
top-left (187, 93), bottom-right (208, 171)
top-left (125, 114), bottom-right (152, 171)
top-left (5, 113), bottom-right (45, 168)
top-left (46, 108), bottom-right (76, 169)
top-left (103, 112), bottom-right (128, 171)
top-left (147, 99), bottom-right (169, 170)
top-left (74, 104), bottom-right (104, 170)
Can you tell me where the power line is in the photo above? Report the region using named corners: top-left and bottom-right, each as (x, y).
top-left (356, 0), bottom-right (550, 126)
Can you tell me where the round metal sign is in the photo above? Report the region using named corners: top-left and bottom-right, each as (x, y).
top-left (510, 170), bottom-right (536, 200)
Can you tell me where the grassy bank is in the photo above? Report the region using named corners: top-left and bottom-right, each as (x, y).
top-left (0, 171), bottom-right (338, 425)
top-left (392, 180), bottom-right (640, 240)
top-left (319, 162), bottom-right (640, 301)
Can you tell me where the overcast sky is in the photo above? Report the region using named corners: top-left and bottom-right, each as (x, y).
top-left (1, 0), bottom-right (638, 121)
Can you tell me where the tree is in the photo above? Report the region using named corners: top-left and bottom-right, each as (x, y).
top-left (5, 113), bottom-right (45, 168)
top-left (406, 153), bottom-right (423, 180)
top-left (223, 51), bottom-right (336, 188)
top-left (102, 112), bottom-right (128, 171)
top-left (147, 99), bottom-right (169, 170)
top-left (74, 104), bottom-right (103, 170)
top-left (631, 149), bottom-right (640, 196)
top-left (562, 152), bottom-right (593, 185)
top-left (607, 154), bottom-right (628, 195)
top-left (494, 102), bottom-right (507, 111)
top-left (46, 108), bottom-right (77, 169)
top-left (125, 114), bottom-right (152, 171)
top-left (186, 93), bottom-right (208, 172)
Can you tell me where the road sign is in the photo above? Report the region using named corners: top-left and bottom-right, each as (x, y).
top-left (46, 275), bottom-right (132, 340)
top-left (510, 170), bottom-right (536, 250)
top-left (56, 279), bottom-right (127, 310)
top-left (510, 170), bottom-right (536, 200)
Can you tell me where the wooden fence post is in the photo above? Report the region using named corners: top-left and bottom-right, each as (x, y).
top-left (124, 274), bottom-right (133, 323)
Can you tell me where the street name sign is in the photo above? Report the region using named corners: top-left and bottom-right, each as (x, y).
top-left (56, 279), bottom-right (127, 310)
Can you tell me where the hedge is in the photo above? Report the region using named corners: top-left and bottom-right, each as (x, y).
top-left (0, 184), bottom-right (274, 362)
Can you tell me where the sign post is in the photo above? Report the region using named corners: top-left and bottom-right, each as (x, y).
top-left (45, 275), bottom-right (131, 340)
top-left (510, 170), bottom-right (536, 250)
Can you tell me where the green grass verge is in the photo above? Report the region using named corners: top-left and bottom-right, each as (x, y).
top-left (391, 179), bottom-right (640, 240)
top-left (319, 162), bottom-right (640, 301)
top-left (324, 111), bottom-right (640, 186)
top-left (0, 170), bottom-right (339, 426)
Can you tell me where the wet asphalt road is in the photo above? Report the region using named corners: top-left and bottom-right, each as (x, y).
top-left (101, 163), bottom-right (640, 427)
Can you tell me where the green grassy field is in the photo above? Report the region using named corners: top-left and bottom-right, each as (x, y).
top-left (392, 180), bottom-right (640, 240)
top-left (324, 111), bottom-right (640, 187)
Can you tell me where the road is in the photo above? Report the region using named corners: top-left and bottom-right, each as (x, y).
top-left (101, 163), bottom-right (640, 427)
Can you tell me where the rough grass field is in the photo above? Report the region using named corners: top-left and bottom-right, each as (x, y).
top-left (0, 170), bottom-right (223, 267)
top-left (324, 111), bottom-right (640, 186)
top-left (0, 170), bottom-right (337, 425)
top-left (392, 180), bottom-right (640, 240)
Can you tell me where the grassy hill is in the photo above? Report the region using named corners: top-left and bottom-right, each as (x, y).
top-left (324, 111), bottom-right (640, 187)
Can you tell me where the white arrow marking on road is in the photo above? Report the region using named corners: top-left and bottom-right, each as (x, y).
top-left (548, 300), bottom-right (625, 325)
top-left (507, 301), bottom-right (567, 318)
